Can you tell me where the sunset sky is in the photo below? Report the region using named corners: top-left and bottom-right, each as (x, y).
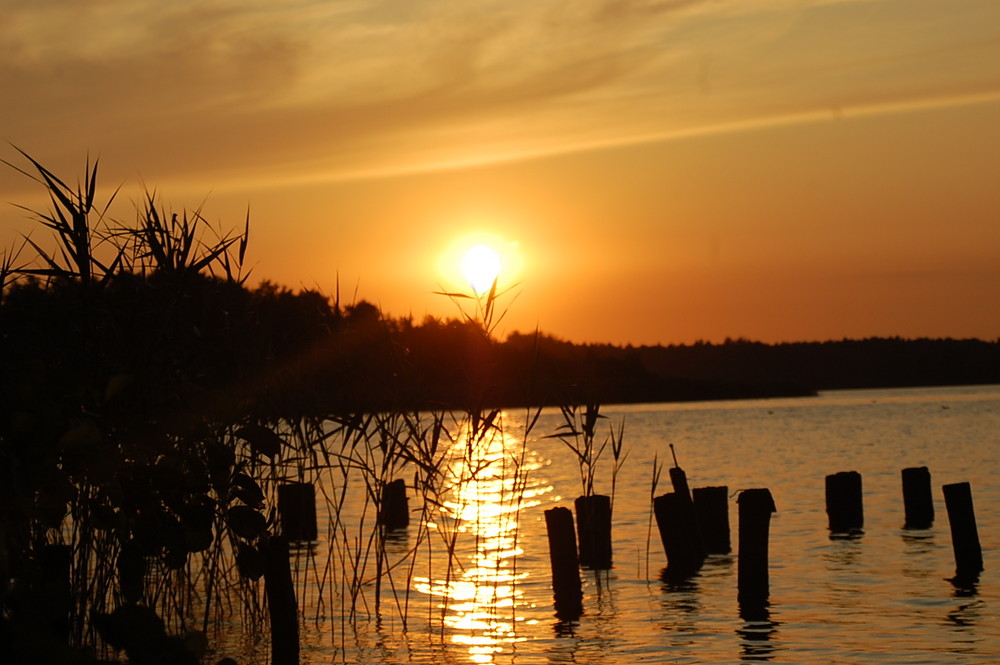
top-left (2, 0), bottom-right (999, 345)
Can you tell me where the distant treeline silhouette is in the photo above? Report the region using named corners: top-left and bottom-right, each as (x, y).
top-left (4, 274), bottom-right (997, 420)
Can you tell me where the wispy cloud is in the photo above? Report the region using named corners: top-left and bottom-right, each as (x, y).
top-left (3, 0), bottom-right (999, 185)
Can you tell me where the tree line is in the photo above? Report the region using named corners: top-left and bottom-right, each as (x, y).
top-left (5, 273), bottom-right (997, 427)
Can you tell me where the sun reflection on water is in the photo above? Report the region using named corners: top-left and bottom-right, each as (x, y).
top-left (414, 415), bottom-right (550, 663)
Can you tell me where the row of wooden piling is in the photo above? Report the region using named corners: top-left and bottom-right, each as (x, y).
top-left (274, 477), bottom-right (410, 543)
top-left (543, 481), bottom-right (776, 616)
top-left (255, 463), bottom-right (983, 661)
top-left (544, 463), bottom-right (984, 620)
top-left (260, 479), bottom-right (410, 665)
top-left (825, 467), bottom-right (983, 584)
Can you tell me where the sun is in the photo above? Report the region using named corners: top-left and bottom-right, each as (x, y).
top-left (460, 243), bottom-right (503, 294)
top-left (436, 230), bottom-right (523, 296)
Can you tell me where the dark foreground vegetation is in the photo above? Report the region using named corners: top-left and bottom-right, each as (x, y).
top-left (2, 153), bottom-right (998, 664)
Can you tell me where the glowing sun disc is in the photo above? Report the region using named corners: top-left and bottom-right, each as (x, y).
top-left (461, 244), bottom-right (502, 294)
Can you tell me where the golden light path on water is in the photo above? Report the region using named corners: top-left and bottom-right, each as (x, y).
top-left (413, 416), bottom-right (552, 663)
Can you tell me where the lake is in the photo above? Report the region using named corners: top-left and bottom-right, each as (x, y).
top-left (253, 384), bottom-right (1000, 664)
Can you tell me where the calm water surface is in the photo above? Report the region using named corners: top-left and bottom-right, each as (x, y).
top-left (284, 385), bottom-right (1000, 664)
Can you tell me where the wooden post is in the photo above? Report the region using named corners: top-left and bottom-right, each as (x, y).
top-left (669, 465), bottom-right (692, 502)
top-left (737, 489), bottom-right (776, 606)
top-left (574, 494), bottom-right (612, 569)
top-left (825, 471), bottom-right (863, 535)
top-left (545, 507), bottom-right (583, 620)
top-left (654, 492), bottom-right (705, 578)
top-left (668, 444), bottom-right (693, 502)
top-left (666, 445), bottom-right (706, 560)
top-left (901, 467), bottom-right (934, 529)
top-left (39, 544), bottom-right (72, 644)
top-left (693, 485), bottom-right (731, 554)
top-left (379, 478), bottom-right (410, 531)
top-left (117, 539), bottom-right (146, 606)
top-left (264, 536), bottom-right (299, 665)
top-left (277, 482), bottom-right (318, 542)
top-left (943, 482), bottom-right (983, 585)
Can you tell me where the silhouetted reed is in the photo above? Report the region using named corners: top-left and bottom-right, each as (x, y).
top-left (0, 153), bottom-right (296, 661)
top-left (3, 147), bottom-right (122, 289)
top-left (548, 403), bottom-right (627, 570)
top-left (0, 152), bottom-right (543, 663)
top-left (550, 403), bottom-right (627, 503)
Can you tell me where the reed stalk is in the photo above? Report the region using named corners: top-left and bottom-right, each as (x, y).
top-left (3, 147), bottom-right (124, 290)
top-left (609, 417), bottom-right (629, 512)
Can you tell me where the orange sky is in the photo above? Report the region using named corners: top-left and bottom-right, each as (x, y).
top-left (2, 1), bottom-right (1000, 345)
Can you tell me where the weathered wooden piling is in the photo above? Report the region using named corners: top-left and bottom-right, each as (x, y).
top-left (574, 494), bottom-right (612, 569)
top-left (668, 444), bottom-right (693, 501)
top-left (737, 489), bottom-right (777, 605)
top-left (654, 492), bottom-right (705, 577)
top-left (665, 444), bottom-right (706, 561)
top-left (379, 478), bottom-right (410, 531)
top-left (943, 482), bottom-right (983, 584)
top-left (901, 466), bottom-right (934, 529)
top-left (693, 485), bottom-right (731, 554)
top-left (825, 471), bottom-right (863, 534)
top-left (669, 465), bottom-right (692, 502)
top-left (39, 544), bottom-right (72, 644)
top-left (117, 539), bottom-right (146, 606)
top-left (545, 507), bottom-right (583, 620)
top-left (277, 482), bottom-right (318, 542)
top-left (264, 536), bottom-right (299, 665)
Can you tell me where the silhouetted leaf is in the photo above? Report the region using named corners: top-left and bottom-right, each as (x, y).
top-left (102, 373), bottom-right (132, 402)
top-left (91, 504), bottom-right (118, 531)
top-left (432, 290), bottom-right (474, 299)
top-left (231, 472), bottom-right (265, 508)
top-left (234, 424), bottom-right (283, 459)
top-left (132, 512), bottom-right (167, 552)
top-left (35, 471), bottom-right (75, 527)
top-left (227, 505), bottom-right (268, 540)
top-left (94, 604), bottom-right (165, 653)
top-left (239, 208), bottom-right (250, 264)
top-left (58, 419), bottom-right (102, 450)
top-left (235, 542), bottom-right (265, 580)
top-left (178, 494), bottom-right (216, 531)
top-left (204, 439), bottom-right (236, 492)
top-left (163, 545), bottom-right (188, 569)
top-left (184, 526), bottom-right (214, 553)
